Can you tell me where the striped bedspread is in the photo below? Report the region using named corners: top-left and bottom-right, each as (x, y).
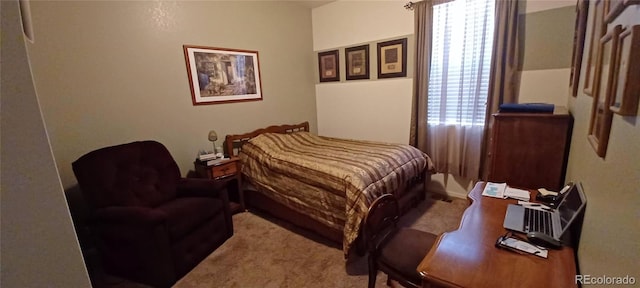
top-left (239, 131), bottom-right (433, 255)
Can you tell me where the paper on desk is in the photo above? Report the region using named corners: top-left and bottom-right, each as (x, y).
top-left (504, 187), bottom-right (530, 201)
top-left (538, 188), bottom-right (558, 196)
top-left (500, 237), bottom-right (548, 258)
top-left (482, 182), bottom-right (507, 198)
top-left (517, 201), bottom-right (551, 210)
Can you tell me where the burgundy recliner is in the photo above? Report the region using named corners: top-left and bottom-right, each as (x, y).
top-left (72, 140), bottom-right (233, 287)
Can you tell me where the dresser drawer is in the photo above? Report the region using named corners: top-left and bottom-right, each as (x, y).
top-left (211, 161), bottom-right (237, 178)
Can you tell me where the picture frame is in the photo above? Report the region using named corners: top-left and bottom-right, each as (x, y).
top-left (183, 45), bottom-right (262, 105)
top-left (318, 50), bottom-right (340, 82)
top-left (610, 25), bottom-right (640, 115)
top-left (606, 0), bottom-right (640, 23)
top-left (345, 44), bottom-right (370, 80)
top-left (377, 38), bottom-right (407, 79)
top-left (569, 0), bottom-right (589, 97)
top-left (588, 25), bottom-right (622, 158)
top-left (606, 0), bottom-right (624, 22)
top-left (583, 0), bottom-right (606, 96)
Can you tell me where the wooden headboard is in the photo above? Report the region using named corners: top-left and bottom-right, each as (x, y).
top-left (224, 121), bottom-right (310, 157)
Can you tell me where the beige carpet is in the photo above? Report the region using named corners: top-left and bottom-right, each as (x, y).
top-left (173, 196), bottom-right (468, 288)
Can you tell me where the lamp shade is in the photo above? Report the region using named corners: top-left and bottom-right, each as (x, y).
top-left (208, 130), bottom-right (218, 142)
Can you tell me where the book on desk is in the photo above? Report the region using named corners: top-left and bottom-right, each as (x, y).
top-left (495, 233), bottom-right (548, 258)
top-left (498, 103), bottom-right (554, 113)
top-left (481, 182), bottom-right (530, 201)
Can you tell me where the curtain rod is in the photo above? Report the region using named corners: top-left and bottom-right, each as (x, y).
top-left (405, 1), bottom-right (415, 10)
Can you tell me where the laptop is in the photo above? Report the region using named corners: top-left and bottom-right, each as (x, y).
top-left (503, 182), bottom-right (587, 240)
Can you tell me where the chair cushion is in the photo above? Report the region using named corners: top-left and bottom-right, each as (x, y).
top-left (155, 197), bottom-right (224, 241)
top-left (379, 228), bottom-right (438, 283)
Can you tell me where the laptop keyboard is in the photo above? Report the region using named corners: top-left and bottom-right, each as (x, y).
top-left (524, 208), bottom-right (553, 236)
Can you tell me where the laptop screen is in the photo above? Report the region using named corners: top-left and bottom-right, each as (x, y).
top-left (557, 183), bottom-right (587, 233)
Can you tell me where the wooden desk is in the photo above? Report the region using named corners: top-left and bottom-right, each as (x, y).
top-left (418, 182), bottom-right (577, 288)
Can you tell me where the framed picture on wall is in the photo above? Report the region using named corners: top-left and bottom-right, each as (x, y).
top-left (610, 25), bottom-right (640, 115)
top-left (606, 0), bottom-right (640, 23)
top-left (318, 50), bottom-right (340, 82)
top-left (183, 45), bottom-right (263, 105)
top-left (584, 0), bottom-right (606, 96)
top-left (569, 0), bottom-right (589, 97)
top-left (588, 25), bottom-right (622, 158)
top-left (377, 38), bottom-right (407, 79)
top-left (345, 44), bottom-right (370, 80)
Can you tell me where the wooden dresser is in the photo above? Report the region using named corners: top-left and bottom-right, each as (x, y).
top-left (487, 107), bottom-right (573, 191)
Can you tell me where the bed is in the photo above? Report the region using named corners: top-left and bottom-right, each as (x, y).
top-left (224, 122), bottom-right (433, 257)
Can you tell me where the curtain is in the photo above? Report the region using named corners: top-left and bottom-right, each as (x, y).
top-left (412, 0), bottom-right (495, 179)
top-left (410, 0), bottom-right (457, 149)
top-left (480, 0), bottom-right (521, 179)
top-left (409, 0), bottom-right (434, 150)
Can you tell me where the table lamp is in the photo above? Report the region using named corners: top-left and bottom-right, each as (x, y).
top-left (208, 130), bottom-right (218, 153)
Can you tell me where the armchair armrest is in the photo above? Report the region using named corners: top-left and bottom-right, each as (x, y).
top-left (93, 206), bottom-right (167, 225)
top-left (177, 178), bottom-right (232, 231)
top-left (176, 178), bottom-right (228, 200)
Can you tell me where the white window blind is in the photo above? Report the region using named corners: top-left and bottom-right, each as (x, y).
top-left (428, 0), bottom-right (495, 126)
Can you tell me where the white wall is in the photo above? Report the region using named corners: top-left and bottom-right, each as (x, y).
top-left (315, 79), bottom-right (413, 143)
top-left (1, 0), bottom-right (91, 286)
top-left (312, 1), bottom-right (413, 52)
top-left (312, 1), bottom-right (414, 144)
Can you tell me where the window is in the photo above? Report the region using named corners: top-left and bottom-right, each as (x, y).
top-left (427, 0), bottom-right (495, 126)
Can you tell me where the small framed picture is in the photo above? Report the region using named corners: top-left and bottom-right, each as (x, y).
top-left (318, 50), bottom-right (340, 82)
top-left (606, 0), bottom-right (640, 23)
top-left (377, 38), bottom-right (407, 79)
top-left (183, 45), bottom-right (262, 105)
top-left (569, 0), bottom-right (589, 97)
top-left (588, 25), bottom-right (622, 158)
top-left (610, 25), bottom-right (640, 115)
top-left (584, 0), bottom-right (606, 96)
top-left (345, 44), bottom-right (370, 80)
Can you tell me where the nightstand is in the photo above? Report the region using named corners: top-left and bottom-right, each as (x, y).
top-left (194, 157), bottom-right (245, 214)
